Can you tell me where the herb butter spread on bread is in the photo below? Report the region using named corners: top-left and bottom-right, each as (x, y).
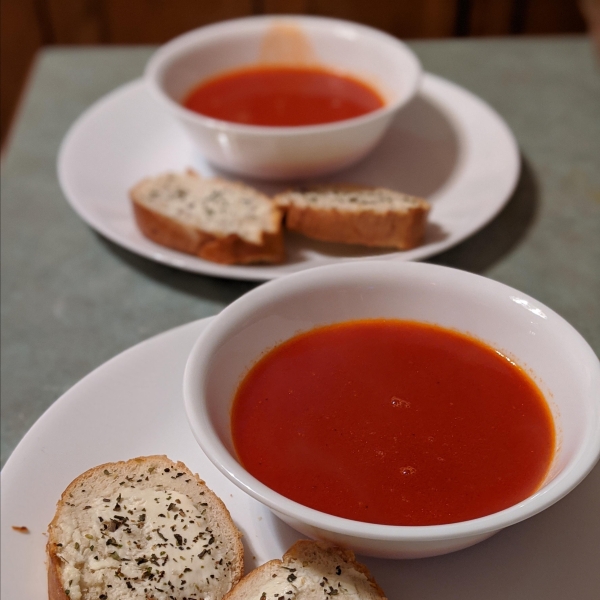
top-left (223, 540), bottom-right (387, 600)
top-left (275, 185), bottom-right (430, 250)
top-left (130, 171), bottom-right (285, 264)
top-left (47, 456), bottom-right (243, 600)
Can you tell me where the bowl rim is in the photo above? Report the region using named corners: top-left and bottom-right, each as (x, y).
top-left (183, 261), bottom-right (600, 541)
top-left (145, 14), bottom-right (423, 137)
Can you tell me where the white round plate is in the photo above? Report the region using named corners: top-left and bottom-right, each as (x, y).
top-left (58, 74), bottom-right (519, 281)
top-left (2, 319), bottom-right (599, 599)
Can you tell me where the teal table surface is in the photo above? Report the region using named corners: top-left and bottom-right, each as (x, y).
top-left (1, 37), bottom-right (600, 464)
top-left (1, 39), bottom-right (599, 598)
top-left (2, 37), bottom-right (599, 466)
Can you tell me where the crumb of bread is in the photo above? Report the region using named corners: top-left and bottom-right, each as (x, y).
top-left (12, 525), bottom-right (30, 533)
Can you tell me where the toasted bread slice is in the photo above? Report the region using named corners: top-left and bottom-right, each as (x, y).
top-left (275, 184), bottom-right (430, 250)
top-left (130, 171), bottom-right (285, 264)
top-left (223, 540), bottom-right (387, 599)
top-left (47, 455), bottom-right (244, 600)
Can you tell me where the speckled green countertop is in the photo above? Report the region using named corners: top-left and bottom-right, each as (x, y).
top-left (2, 38), bottom-right (599, 466)
top-left (1, 38), bottom-right (600, 599)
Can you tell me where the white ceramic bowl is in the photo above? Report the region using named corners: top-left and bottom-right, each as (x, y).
top-left (183, 262), bottom-right (600, 558)
top-left (145, 16), bottom-right (422, 180)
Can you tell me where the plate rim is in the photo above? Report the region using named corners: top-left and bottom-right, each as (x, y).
top-left (3, 314), bottom-right (600, 598)
top-left (0, 317), bottom-right (212, 479)
top-left (57, 73), bottom-right (520, 281)
top-left (0, 317), bottom-right (216, 599)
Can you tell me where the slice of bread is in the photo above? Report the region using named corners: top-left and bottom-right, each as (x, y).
top-left (275, 185), bottom-right (430, 250)
top-left (130, 171), bottom-right (285, 264)
top-left (47, 455), bottom-right (244, 600)
top-left (223, 540), bottom-right (387, 599)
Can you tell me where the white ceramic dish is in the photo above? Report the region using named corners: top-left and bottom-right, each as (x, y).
top-left (57, 73), bottom-right (519, 281)
top-left (2, 318), bottom-right (600, 599)
top-left (183, 261), bottom-right (600, 559)
top-left (145, 16), bottom-right (422, 179)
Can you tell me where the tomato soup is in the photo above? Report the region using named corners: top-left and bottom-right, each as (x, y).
top-left (231, 320), bottom-right (555, 526)
top-left (182, 66), bottom-right (385, 127)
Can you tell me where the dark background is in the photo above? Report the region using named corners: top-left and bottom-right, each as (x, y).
top-left (0, 0), bottom-right (588, 149)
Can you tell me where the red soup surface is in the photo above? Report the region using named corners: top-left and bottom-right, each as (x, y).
top-left (231, 319), bottom-right (555, 526)
top-left (182, 66), bottom-right (385, 126)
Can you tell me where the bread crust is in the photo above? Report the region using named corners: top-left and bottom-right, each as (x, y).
top-left (47, 455), bottom-right (244, 600)
top-left (132, 202), bottom-right (285, 265)
top-left (48, 551), bottom-right (68, 600)
top-left (276, 185), bottom-right (430, 250)
top-left (130, 173), bottom-right (285, 265)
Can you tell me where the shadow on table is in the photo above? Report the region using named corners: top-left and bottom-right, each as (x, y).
top-left (429, 154), bottom-right (539, 273)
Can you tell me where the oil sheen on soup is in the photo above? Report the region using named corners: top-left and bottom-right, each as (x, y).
top-left (183, 65), bottom-right (385, 127)
top-left (231, 319), bottom-right (555, 526)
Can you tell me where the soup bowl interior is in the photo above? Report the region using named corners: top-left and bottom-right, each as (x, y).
top-left (145, 16), bottom-right (422, 179)
top-left (183, 262), bottom-right (600, 558)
